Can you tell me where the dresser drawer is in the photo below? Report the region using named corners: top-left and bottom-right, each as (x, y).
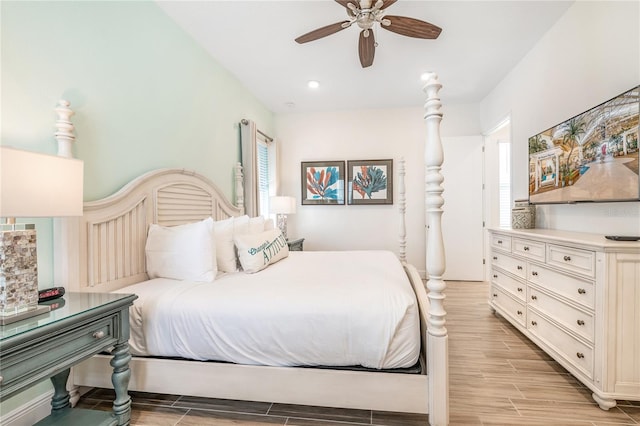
top-left (513, 238), bottom-right (545, 262)
top-left (492, 252), bottom-right (526, 279)
top-left (0, 316), bottom-right (116, 387)
top-left (491, 269), bottom-right (526, 302)
top-left (491, 234), bottom-right (512, 252)
top-left (528, 286), bottom-right (594, 343)
top-left (528, 310), bottom-right (593, 379)
top-left (547, 244), bottom-right (595, 278)
top-left (491, 286), bottom-right (526, 327)
top-left (528, 264), bottom-right (594, 309)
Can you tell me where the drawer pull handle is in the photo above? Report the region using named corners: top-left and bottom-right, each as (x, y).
top-left (517, 310), bottom-right (522, 315)
top-left (493, 256), bottom-right (498, 260)
top-left (517, 287), bottom-right (523, 292)
top-left (531, 271), bottom-right (538, 276)
top-left (531, 295), bottom-right (537, 300)
top-left (92, 331), bottom-right (105, 339)
top-left (577, 288), bottom-right (586, 295)
top-left (517, 265), bottom-right (523, 270)
top-left (576, 352), bottom-right (585, 359)
top-left (531, 321), bottom-right (537, 326)
top-left (577, 319), bottom-right (585, 326)
top-left (493, 293), bottom-right (498, 298)
top-left (498, 240), bottom-right (503, 244)
top-left (563, 255), bottom-right (571, 262)
top-left (524, 246), bottom-right (530, 251)
top-left (493, 274), bottom-right (498, 279)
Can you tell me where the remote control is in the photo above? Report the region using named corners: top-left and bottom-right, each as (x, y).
top-left (605, 236), bottom-right (640, 241)
top-left (38, 287), bottom-right (65, 303)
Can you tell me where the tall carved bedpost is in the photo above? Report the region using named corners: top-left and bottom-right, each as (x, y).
top-left (398, 157), bottom-right (407, 263)
top-left (53, 99), bottom-right (81, 295)
top-left (235, 162), bottom-right (245, 214)
top-left (54, 100), bottom-right (76, 158)
top-left (52, 100), bottom-right (83, 405)
top-left (423, 73), bottom-right (449, 426)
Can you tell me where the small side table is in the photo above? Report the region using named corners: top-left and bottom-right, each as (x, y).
top-left (0, 292), bottom-right (137, 426)
top-left (287, 237), bottom-right (305, 251)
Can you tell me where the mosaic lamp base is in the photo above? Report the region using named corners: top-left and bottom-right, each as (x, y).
top-left (0, 226), bottom-right (50, 325)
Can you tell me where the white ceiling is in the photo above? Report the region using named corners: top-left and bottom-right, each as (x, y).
top-left (157, 1), bottom-right (573, 114)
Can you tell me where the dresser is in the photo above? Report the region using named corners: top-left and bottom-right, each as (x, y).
top-left (488, 228), bottom-right (640, 409)
top-left (0, 292), bottom-right (137, 425)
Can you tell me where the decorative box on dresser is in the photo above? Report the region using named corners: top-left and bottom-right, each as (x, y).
top-left (488, 228), bottom-right (640, 410)
top-left (287, 237), bottom-right (305, 252)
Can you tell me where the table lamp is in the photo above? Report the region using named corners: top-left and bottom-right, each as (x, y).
top-left (0, 146), bottom-right (83, 325)
top-left (269, 196), bottom-right (296, 240)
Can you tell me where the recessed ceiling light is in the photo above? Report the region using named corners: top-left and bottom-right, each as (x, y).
top-left (307, 80), bottom-right (320, 89)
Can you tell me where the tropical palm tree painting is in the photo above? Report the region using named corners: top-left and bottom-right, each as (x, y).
top-left (348, 159), bottom-right (393, 205)
top-left (528, 85), bottom-right (639, 204)
top-left (301, 161), bottom-right (345, 205)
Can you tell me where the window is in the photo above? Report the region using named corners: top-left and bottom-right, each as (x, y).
top-left (240, 119), bottom-right (276, 218)
top-left (256, 134), bottom-right (276, 218)
top-left (498, 141), bottom-right (511, 227)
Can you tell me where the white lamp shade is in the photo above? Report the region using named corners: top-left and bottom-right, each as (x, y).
top-left (270, 196), bottom-right (296, 215)
top-left (0, 146), bottom-right (84, 217)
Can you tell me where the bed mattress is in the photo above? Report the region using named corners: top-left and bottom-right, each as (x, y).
top-left (114, 250), bottom-right (420, 369)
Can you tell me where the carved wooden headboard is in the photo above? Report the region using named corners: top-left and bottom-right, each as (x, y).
top-left (58, 168), bottom-right (244, 293)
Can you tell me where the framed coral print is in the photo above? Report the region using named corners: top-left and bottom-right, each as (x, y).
top-left (348, 159), bottom-right (393, 205)
top-left (301, 161), bottom-right (345, 205)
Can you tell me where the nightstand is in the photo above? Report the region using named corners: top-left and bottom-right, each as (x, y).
top-left (287, 237), bottom-right (305, 251)
top-left (0, 292), bottom-right (137, 426)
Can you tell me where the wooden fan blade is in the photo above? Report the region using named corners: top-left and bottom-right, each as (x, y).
top-left (295, 21), bottom-right (351, 44)
top-left (335, 0), bottom-right (355, 9)
top-left (380, 0), bottom-right (398, 9)
top-left (382, 15), bottom-right (442, 39)
top-left (335, 0), bottom-right (357, 16)
top-left (358, 30), bottom-right (375, 68)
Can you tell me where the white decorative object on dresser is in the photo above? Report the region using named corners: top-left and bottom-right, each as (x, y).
top-left (488, 228), bottom-right (640, 410)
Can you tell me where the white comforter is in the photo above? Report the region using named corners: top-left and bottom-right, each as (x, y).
top-left (115, 250), bottom-right (420, 369)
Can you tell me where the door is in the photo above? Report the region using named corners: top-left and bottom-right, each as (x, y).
top-left (440, 136), bottom-right (485, 281)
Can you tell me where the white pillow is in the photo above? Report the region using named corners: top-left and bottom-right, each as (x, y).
top-left (145, 217), bottom-right (216, 282)
top-left (213, 217), bottom-right (236, 273)
top-left (234, 229), bottom-right (289, 273)
top-left (248, 216), bottom-right (265, 234)
top-left (263, 218), bottom-right (275, 231)
top-left (233, 215), bottom-right (250, 235)
top-left (213, 215), bottom-right (252, 272)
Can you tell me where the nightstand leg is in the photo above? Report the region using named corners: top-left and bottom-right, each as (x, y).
top-left (50, 368), bottom-right (71, 411)
top-left (110, 341), bottom-right (132, 425)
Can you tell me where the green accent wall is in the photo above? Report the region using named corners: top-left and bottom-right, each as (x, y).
top-left (1, 0), bottom-right (273, 417)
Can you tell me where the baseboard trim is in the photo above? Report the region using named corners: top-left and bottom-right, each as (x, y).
top-left (0, 390), bottom-right (53, 426)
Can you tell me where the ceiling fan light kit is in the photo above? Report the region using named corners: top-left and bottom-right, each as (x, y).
top-left (295, 0), bottom-right (442, 68)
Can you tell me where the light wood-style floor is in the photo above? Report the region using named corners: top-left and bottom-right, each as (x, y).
top-left (77, 281), bottom-right (640, 425)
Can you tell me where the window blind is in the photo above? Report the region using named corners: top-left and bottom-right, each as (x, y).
top-left (257, 139), bottom-right (270, 217)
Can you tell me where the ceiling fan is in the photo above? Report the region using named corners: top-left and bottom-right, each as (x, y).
top-left (295, 0), bottom-right (442, 68)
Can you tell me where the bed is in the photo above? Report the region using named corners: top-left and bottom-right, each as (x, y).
top-left (55, 74), bottom-right (449, 425)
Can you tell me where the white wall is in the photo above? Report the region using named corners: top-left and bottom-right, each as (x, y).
top-left (480, 1), bottom-right (640, 235)
top-left (276, 102), bottom-right (481, 275)
top-left (1, 1), bottom-right (273, 418)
